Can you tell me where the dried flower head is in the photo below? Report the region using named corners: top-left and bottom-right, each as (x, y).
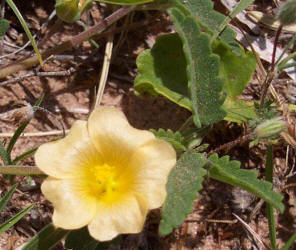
top-left (35, 106), bottom-right (176, 241)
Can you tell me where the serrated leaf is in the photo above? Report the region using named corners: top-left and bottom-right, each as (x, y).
top-left (159, 153), bottom-right (207, 235)
top-left (21, 223), bottom-right (68, 250)
top-left (168, 7), bottom-right (226, 126)
top-left (207, 154), bottom-right (284, 212)
top-left (174, 0), bottom-right (241, 54)
top-left (0, 184), bottom-right (17, 213)
top-left (150, 128), bottom-right (187, 150)
top-left (213, 41), bottom-right (256, 100)
top-left (0, 204), bottom-right (34, 234)
top-left (0, 18), bottom-right (10, 39)
top-left (135, 33), bottom-right (191, 110)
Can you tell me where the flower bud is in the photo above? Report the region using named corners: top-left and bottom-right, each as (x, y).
top-left (254, 117), bottom-right (286, 139)
top-left (277, 0), bottom-right (296, 26)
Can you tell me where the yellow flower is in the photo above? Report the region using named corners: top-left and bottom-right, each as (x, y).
top-left (35, 106), bottom-right (176, 241)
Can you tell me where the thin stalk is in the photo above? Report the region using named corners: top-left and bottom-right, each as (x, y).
top-left (207, 133), bottom-right (255, 156)
top-left (278, 51), bottom-right (296, 69)
top-left (265, 145), bottom-right (277, 250)
top-left (271, 24), bottom-right (282, 72)
top-left (278, 62), bottom-right (296, 70)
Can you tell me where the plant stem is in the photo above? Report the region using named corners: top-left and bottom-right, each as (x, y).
top-left (265, 145), bottom-right (277, 250)
top-left (259, 24), bottom-right (282, 111)
top-left (271, 24), bottom-right (282, 72)
top-left (0, 165), bottom-right (45, 176)
top-left (0, 6), bottom-right (135, 79)
top-left (207, 133), bottom-right (255, 156)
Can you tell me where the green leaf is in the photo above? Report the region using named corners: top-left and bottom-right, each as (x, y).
top-left (174, 0), bottom-right (240, 54)
top-left (0, 18), bottom-right (10, 39)
top-left (6, 121), bottom-right (30, 157)
top-left (222, 99), bottom-right (256, 123)
top-left (0, 184), bottom-right (17, 213)
top-left (6, 96), bottom-right (43, 158)
top-left (94, 0), bottom-right (152, 5)
top-left (0, 204), bottom-right (34, 234)
top-left (168, 7), bottom-right (226, 126)
top-left (135, 34), bottom-right (191, 110)
top-left (12, 147), bottom-right (38, 165)
top-left (282, 232), bottom-right (296, 250)
top-left (0, 140), bottom-right (10, 165)
top-left (159, 153), bottom-right (207, 235)
top-left (150, 128), bottom-right (187, 151)
top-left (21, 223), bottom-right (68, 250)
top-left (65, 227), bottom-right (117, 250)
top-left (207, 154), bottom-right (284, 212)
top-left (212, 41), bottom-right (256, 100)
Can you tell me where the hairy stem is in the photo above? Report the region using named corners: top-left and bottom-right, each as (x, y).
top-left (0, 165), bottom-right (45, 176)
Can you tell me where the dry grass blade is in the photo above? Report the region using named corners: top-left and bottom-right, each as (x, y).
top-left (233, 213), bottom-right (269, 249)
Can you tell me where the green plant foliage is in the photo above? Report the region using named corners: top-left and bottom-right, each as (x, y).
top-left (174, 0), bottom-right (240, 54)
top-left (12, 147), bottom-right (38, 165)
top-left (212, 41), bottom-right (256, 100)
top-left (0, 18), bottom-right (9, 39)
top-left (65, 227), bottom-right (118, 250)
top-left (135, 33), bottom-right (191, 110)
top-left (135, 33), bottom-right (256, 124)
top-left (222, 99), bottom-right (255, 123)
top-left (150, 128), bottom-right (187, 151)
top-left (207, 154), bottom-right (284, 212)
top-left (159, 153), bottom-right (207, 235)
top-left (0, 184), bottom-right (34, 235)
top-left (0, 204), bottom-right (34, 235)
top-left (282, 232), bottom-right (296, 250)
top-left (95, 0), bottom-right (152, 5)
top-left (21, 223), bottom-right (69, 250)
top-left (168, 7), bottom-right (226, 127)
top-left (0, 184), bottom-right (17, 213)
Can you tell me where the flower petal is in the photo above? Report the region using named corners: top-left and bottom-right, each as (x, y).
top-left (87, 107), bottom-right (154, 165)
top-left (35, 120), bottom-right (102, 179)
top-left (129, 139), bottom-right (176, 209)
top-left (41, 177), bottom-right (98, 229)
top-left (88, 194), bottom-right (147, 241)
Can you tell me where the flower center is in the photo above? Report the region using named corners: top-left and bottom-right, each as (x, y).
top-left (94, 163), bottom-right (118, 195)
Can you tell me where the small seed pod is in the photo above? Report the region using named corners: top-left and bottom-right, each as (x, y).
top-left (277, 0), bottom-right (296, 26)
